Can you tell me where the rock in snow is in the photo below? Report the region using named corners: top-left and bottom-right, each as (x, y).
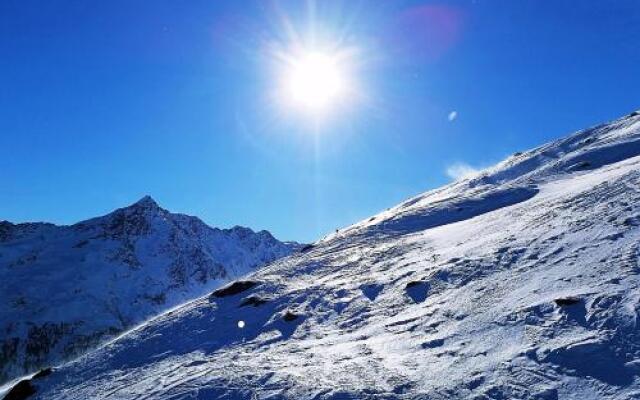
top-left (0, 197), bottom-right (299, 386)
top-left (7, 109), bottom-right (640, 399)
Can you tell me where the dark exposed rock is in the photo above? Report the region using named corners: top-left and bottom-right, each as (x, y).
top-left (299, 244), bottom-right (314, 253)
top-left (239, 295), bottom-right (268, 307)
top-left (32, 367), bottom-right (52, 379)
top-left (283, 311), bottom-right (300, 322)
top-left (4, 379), bottom-right (36, 400)
top-left (211, 280), bottom-right (259, 298)
top-left (421, 338), bottom-right (445, 349)
top-left (554, 297), bottom-right (581, 307)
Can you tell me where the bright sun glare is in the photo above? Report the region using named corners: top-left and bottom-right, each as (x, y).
top-left (284, 50), bottom-right (347, 114)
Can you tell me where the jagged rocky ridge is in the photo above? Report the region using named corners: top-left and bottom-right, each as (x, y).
top-left (0, 196), bottom-right (299, 386)
top-left (8, 109), bottom-right (640, 399)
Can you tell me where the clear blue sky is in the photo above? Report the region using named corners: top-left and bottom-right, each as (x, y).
top-left (1, 1), bottom-right (639, 242)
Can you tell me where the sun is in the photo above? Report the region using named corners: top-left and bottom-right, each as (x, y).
top-left (283, 50), bottom-right (348, 113)
top-left (288, 52), bottom-right (344, 110)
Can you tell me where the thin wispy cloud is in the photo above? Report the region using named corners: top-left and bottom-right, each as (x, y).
top-left (446, 162), bottom-right (480, 180)
top-left (448, 111), bottom-right (458, 121)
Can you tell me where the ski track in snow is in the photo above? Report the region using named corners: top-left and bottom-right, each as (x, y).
top-left (9, 110), bottom-right (640, 399)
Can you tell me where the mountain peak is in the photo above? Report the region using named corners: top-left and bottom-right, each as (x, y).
top-left (0, 193), bottom-right (300, 386)
top-left (131, 195), bottom-right (160, 210)
top-left (28, 108), bottom-right (640, 399)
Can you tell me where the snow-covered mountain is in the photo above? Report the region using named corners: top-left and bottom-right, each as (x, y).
top-left (0, 196), bottom-right (299, 387)
top-left (8, 109), bottom-right (640, 399)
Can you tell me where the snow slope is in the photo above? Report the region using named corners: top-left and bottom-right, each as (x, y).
top-left (17, 109), bottom-right (640, 399)
top-left (0, 196), bottom-right (299, 386)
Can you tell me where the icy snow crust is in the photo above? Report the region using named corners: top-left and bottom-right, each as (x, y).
top-left (27, 111), bottom-right (640, 399)
top-left (0, 197), bottom-right (298, 386)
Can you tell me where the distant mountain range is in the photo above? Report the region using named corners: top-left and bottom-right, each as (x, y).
top-left (16, 109), bottom-right (640, 399)
top-left (0, 196), bottom-right (300, 385)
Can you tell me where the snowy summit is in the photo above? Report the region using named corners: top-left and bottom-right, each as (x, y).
top-left (0, 197), bottom-right (299, 387)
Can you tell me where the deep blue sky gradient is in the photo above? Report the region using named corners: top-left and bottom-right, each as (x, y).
top-left (1, 1), bottom-right (639, 242)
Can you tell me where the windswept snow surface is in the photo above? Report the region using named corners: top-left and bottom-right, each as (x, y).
top-left (0, 197), bottom-right (299, 386)
top-left (26, 110), bottom-right (640, 399)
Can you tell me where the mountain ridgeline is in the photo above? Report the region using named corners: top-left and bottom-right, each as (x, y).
top-left (0, 196), bottom-right (300, 386)
top-left (6, 109), bottom-right (640, 399)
